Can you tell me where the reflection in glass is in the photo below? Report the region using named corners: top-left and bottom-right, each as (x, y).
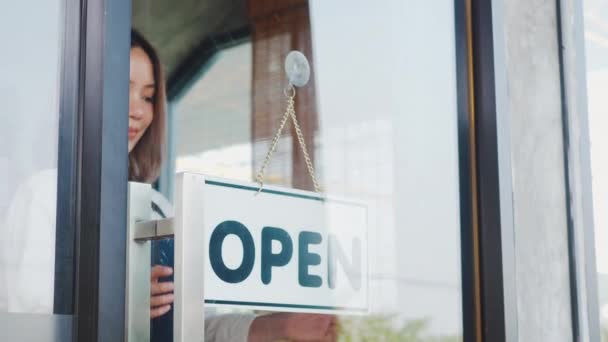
top-left (175, 43), bottom-right (253, 181)
top-left (0, 0), bottom-right (67, 315)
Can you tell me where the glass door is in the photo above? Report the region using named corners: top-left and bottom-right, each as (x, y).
top-left (132, 0), bottom-right (472, 341)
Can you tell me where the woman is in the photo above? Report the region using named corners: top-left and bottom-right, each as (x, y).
top-left (0, 28), bottom-right (336, 342)
top-left (130, 30), bottom-right (336, 342)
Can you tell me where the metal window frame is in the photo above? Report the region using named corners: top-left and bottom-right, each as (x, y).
top-left (54, 0), bottom-right (83, 315)
top-left (71, 0), bottom-right (132, 340)
top-left (454, 0), bottom-right (482, 341)
top-left (469, 0), bottom-right (519, 341)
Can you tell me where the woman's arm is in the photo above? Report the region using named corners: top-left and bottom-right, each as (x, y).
top-left (247, 313), bottom-right (337, 342)
top-left (205, 312), bottom-right (256, 342)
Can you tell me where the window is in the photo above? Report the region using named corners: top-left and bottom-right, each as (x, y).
top-left (135, 0), bottom-right (466, 340)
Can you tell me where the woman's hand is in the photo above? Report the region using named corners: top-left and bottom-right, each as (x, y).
top-left (150, 265), bottom-right (174, 319)
top-left (248, 313), bottom-right (337, 342)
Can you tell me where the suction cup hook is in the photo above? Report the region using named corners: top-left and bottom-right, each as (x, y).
top-left (285, 50), bottom-right (310, 87)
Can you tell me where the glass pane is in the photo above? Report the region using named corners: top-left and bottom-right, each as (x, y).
top-left (0, 0), bottom-right (73, 321)
top-left (134, 0), bottom-right (463, 340)
top-left (583, 1), bottom-right (608, 340)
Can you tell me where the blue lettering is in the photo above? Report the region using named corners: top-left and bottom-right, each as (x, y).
top-left (261, 227), bottom-right (293, 284)
top-left (298, 231), bottom-right (322, 288)
top-left (328, 235), bottom-right (362, 290)
top-left (209, 220), bottom-right (255, 284)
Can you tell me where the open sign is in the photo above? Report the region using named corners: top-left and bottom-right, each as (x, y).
top-left (201, 178), bottom-right (369, 314)
top-left (208, 221), bottom-right (362, 290)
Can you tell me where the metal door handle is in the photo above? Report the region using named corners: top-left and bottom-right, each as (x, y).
top-left (126, 173), bottom-right (205, 342)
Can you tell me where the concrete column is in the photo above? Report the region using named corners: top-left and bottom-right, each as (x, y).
top-left (497, 0), bottom-right (574, 340)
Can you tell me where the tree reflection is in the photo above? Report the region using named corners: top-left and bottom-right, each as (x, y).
top-left (338, 315), bottom-right (461, 342)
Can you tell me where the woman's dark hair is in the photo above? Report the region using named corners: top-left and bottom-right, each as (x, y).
top-left (129, 29), bottom-right (167, 183)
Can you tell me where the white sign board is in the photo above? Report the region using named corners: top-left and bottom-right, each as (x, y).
top-left (198, 176), bottom-right (368, 314)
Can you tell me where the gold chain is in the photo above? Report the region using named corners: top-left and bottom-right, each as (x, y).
top-left (255, 85), bottom-right (321, 194)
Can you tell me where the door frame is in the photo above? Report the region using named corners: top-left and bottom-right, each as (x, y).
top-left (69, 0), bottom-right (131, 340)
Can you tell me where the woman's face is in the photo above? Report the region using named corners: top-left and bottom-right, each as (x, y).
top-left (128, 47), bottom-right (155, 153)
